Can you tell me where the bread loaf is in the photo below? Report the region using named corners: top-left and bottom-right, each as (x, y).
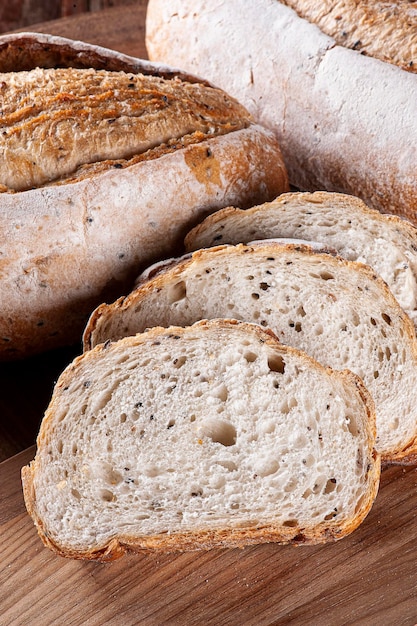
top-left (84, 241), bottom-right (417, 464)
top-left (22, 319), bottom-right (379, 560)
top-left (0, 32), bottom-right (288, 360)
top-left (185, 191), bottom-right (417, 327)
top-left (146, 0), bottom-right (417, 223)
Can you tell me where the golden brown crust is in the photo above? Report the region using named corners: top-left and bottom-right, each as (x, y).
top-left (1, 67), bottom-right (251, 192)
top-left (282, 0), bottom-right (417, 72)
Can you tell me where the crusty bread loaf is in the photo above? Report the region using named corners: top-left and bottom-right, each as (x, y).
top-left (146, 0), bottom-right (417, 223)
top-left (22, 319), bottom-right (380, 561)
top-left (185, 191), bottom-right (417, 327)
top-left (84, 241), bottom-right (417, 464)
top-left (0, 32), bottom-right (288, 360)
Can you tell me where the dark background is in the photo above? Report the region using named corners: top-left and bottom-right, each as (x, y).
top-left (0, 0), bottom-right (138, 34)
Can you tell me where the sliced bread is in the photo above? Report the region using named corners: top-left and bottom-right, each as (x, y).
top-left (22, 319), bottom-right (379, 560)
top-left (83, 242), bottom-right (417, 463)
top-left (185, 191), bottom-right (417, 326)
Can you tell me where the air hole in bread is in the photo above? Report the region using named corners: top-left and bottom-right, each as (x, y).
top-left (255, 459), bottom-right (279, 477)
top-left (120, 413), bottom-right (127, 423)
top-left (246, 275), bottom-right (255, 280)
top-left (297, 305), bottom-right (306, 318)
top-left (167, 281), bottom-right (187, 304)
top-left (167, 419), bottom-right (175, 429)
top-left (324, 478), bottom-right (337, 494)
top-left (244, 351), bottom-right (258, 363)
top-left (373, 370), bottom-right (380, 379)
top-left (346, 415), bottom-right (359, 437)
top-left (251, 292), bottom-right (260, 300)
top-left (282, 519), bottom-right (298, 527)
top-left (370, 317), bottom-right (377, 326)
top-left (99, 489), bottom-right (116, 502)
top-left (230, 502), bottom-right (239, 510)
top-left (173, 356), bottom-right (187, 368)
top-left (324, 510), bottom-right (337, 521)
top-left (382, 313), bottom-right (392, 325)
top-left (320, 271), bottom-right (334, 281)
top-left (198, 418), bottom-right (237, 446)
top-left (314, 324), bottom-right (324, 336)
top-left (280, 397), bottom-right (298, 414)
top-left (216, 459), bottom-right (237, 471)
top-left (56, 440), bottom-right (63, 454)
top-left (71, 489), bottom-right (81, 500)
top-left (302, 454), bottom-right (315, 468)
top-left (284, 477), bottom-right (298, 493)
top-left (267, 354), bottom-right (286, 374)
top-left (214, 384), bottom-right (228, 402)
top-left (312, 475), bottom-right (327, 493)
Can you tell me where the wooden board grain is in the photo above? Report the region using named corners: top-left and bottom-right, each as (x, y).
top-left (1, 449), bottom-right (417, 625)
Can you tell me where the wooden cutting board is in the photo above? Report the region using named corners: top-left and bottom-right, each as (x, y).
top-left (1, 3), bottom-right (417, 624)
top-left (1, 449), bottom-right (417, 625)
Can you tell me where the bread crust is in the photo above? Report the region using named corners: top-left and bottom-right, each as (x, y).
top-left (0, 32), bottom-right (288, 360)
top-left (281, 0), bottom-right (417, 72)
top-left (146, 0), bottom-right (417, 223)
top-left (22, 319), bottom-right (380, 561)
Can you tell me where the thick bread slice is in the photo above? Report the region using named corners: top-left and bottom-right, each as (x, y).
top-left (84, 242), bottom-right (417, 464)
top-left (22, 319), bottom-right (380, 561)
top-left (146, 0), bottom-right (417, 223)
top-left (185, 191), bottom-right (417, 326)
top-left (0, 32), bottom-right (288, 360)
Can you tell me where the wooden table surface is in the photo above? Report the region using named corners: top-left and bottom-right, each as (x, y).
top-left (1, 3), bottom-right (417, 624)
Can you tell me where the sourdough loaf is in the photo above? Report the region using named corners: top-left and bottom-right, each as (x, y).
top-left (185, 191), bottom-right (417, 326)
top-left (22, 319), bottom-right (379, 560)
top-left (146, 0), bottom-right (417, 223)
top-left (0, 32), bottom-right (288, 360)
top-left (84, 241), bottom-right (417, 464)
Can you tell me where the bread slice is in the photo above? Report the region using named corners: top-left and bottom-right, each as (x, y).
top-left (184, 191), bottom-right (417, 326)
top-left (84, 242), bottom-right (417, 464)
top-left (22, 319), bottom-right (379, 561)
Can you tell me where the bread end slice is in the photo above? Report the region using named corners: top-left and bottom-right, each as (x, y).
top-left (23, 320), bottom-right (379, 560)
